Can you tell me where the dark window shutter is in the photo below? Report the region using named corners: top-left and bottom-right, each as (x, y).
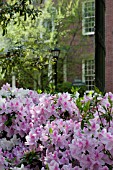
top-left (95, 0), bottom-right (105, 92)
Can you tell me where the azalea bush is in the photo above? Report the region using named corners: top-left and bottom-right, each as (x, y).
top-left (0, 84), bottom-right (113, 170)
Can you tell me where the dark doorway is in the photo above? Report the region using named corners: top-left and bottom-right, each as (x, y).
top-left (95, 0), bottom-right (105, 92)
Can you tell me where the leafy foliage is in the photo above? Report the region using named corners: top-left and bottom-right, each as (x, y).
top-left (0, 0), bottom-right (42, 35)
top-left (0, 0), bottom-right (91, 90)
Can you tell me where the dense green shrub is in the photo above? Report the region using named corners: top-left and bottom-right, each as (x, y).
top-left (57, 82), bottom-right (72, 93)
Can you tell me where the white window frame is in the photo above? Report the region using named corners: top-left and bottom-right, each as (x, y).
top-left (82, 59), bottom-right (95, 91)
top-left (82, 1), bottom-right (95, 35)
top-left (39, 8), bottom-right (56, 43)
top-left (39, 18), bottom-right (55, 43)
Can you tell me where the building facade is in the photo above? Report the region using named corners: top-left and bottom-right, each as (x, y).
top-left (63, 0), bottom-right (95, 91)
top-left (66, 0), bottom-right (113, 92)
top-left (105, 0), bottom-right (113, 92)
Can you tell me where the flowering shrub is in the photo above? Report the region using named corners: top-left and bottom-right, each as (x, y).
top-left (0, 83), bottom-right (113, 169)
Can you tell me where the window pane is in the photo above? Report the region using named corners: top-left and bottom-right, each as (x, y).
top-left (83, 59), bottom-right (95, 90)
top-left (82, 1), bottom-right (95, 35)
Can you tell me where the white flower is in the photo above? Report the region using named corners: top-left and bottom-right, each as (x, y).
top-left (0, 135), bottom-right (19, 150)
top-left (11, 164), bottom-right (28, 170)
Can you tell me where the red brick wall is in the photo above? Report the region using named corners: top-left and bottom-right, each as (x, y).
top-left (105, 0), bottom-right (113, 92)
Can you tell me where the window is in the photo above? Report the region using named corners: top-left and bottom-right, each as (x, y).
top-left (82, 59), bottom-right (95, 90)
top-left (39, 11), bottom-right (55, 42)
top-left (82, 1), bottom-right (95, 35)
top-left (43, 18), bottom-right (54, 41)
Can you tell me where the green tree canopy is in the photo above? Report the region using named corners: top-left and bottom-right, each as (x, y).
top-left (0, 0), bottom-right (89, 90)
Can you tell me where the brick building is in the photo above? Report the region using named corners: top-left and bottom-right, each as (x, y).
top-left (62, 0), bottom-right (95, 91)
top-left (66, 0), bottom-right (113, 92)
top-left (105, 0), bottom-right (113, 92)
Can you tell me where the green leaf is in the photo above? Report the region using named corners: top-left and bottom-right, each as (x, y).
top-left (4, 118), bottom-right (12, 127)
top-left (71, 86), bottom-right (80, 94)
top-left (83, 101), bottom-right (90, 112)
top-left (45, 164), bottom-right (49, 170)
top-left (94, 86), bottom-right (103, 95)
top-left (76, 99), bottom-right (83, 111)
top-left (4, 115), bottom-right (15, 127)
top-left (49, 128), bottom-right (53, 134)
top-left (81, 119), bottom-right (85, 130)
top-left (37, 89), bottom-right (42, 94)
top-left (0, 48), bottom-right (4, 52)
